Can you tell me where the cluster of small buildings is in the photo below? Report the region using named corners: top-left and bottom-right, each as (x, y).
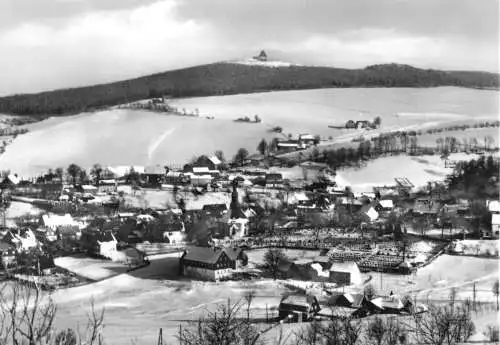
top-left (276, 134), bottom-right (318, 152)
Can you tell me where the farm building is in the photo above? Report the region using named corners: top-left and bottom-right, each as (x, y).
top-left (143, 165), bottom-right (166, 186)
top-left (0, 241), bottom-right (16, 268)
top-left (179, 246), bottom-right (247, 281)
top-left (265, 173), bottom-right (284, 188)
top-left (329, 261), bottom-right (362, 286)
top-left (377, 200), bottom-right (394, 212)
top-left (278, 294), bottom-right (321, 322)
top-left (277, 258), bottom-right (305, 280)
top-left (359, 204), bottom-right (379, 222)
top-left (98, 179), bottom-right (117, 194)
top-left (191, 155), bottom-right (221, 172)
top-left (227, 219), bottom-right (249, 239)
top-left (370, 295), bottom-right (406, 314)
top-left (40, 213), bottom-right (77, 230)
top-left (80, 229), bottom-right (118, 259)
top-left (328, 293), bottom-right (370, 309)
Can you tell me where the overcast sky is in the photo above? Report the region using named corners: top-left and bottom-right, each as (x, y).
top-left (0, 0), bottom-right (498, 95)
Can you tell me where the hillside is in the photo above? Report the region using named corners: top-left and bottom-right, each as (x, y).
top-left (0, 62), bottom-right (498, 116)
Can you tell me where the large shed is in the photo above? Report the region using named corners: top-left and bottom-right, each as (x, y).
top-left (329, 262), bottom-right (363, 286)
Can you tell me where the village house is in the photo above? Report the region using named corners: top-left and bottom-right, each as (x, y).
top-left (40, 213), bottom-right (77, 231)
top-left (3, 230), bottom-right (39, 252)
top-left (278, 294), bottom-right (321, 322)
top-left (98, 179), bottom-right (118, 194)
top-left (80, 229), bottom-right (118, 259)
top-left (487, 200), bottom-right (500, 238)
top-left (0, 241), bottom-right (16, 268)
top-left (370, 295), bottom-right (406, 314)
top-left (298, 134), bottom-right (317, 147)
top-left (359, 204), bottom-right (380, 223)
top-left (191, 155), bottom-right (222, 172)
top-left (179, 246), bottom-right (247, 281)
top-left (227, 219), bottom-right (249, 238)
top-left (265, 173), bottom-right (284, 188)
top-left (329, 261), bottom-right (363, 286)
top-left (277, 258), bottom-right (305, 280)
top-left (376, 199), bottom-right (394, 213)
top-left (164, 171), bottom-right (190, 185)
top-left (143, 165), bottom-right (166, 186)
top-left (412, 198), bottom-right (442, 217)
top-left (276, 140), bottom-right (300, 152)
top-left (394, 177), bottom-right (414, 196)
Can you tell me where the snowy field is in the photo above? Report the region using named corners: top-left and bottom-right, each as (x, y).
top-left (334, 152), bottom-right (496, 192)
top-left (0, 251), bottom-right (497, 344)
top-left (54, 256), bottom-right (131, 281)
top-left (0, 87), bottom-right (497, 177)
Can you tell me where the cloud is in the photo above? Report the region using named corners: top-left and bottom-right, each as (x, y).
top-left (0, 0), bottom-right (225, 95)
top-left (0, 0), bottom-right (497, 95)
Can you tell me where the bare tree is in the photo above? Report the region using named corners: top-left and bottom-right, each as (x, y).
top-left (364, 284), bottom-right (377, 300)
top-left (0, 282), bottom-right (57, 345)
top-left (493, 280), bottom-right (499, 311)
top-left (0, 282), bottom-right (106, 345)
top-left (263, 248), bottom-right (287, 280)
top-left (483, 324), bottom-right (499, 344)
top-left (410, 304), bottom-right (475, 345)
top-left (178, 298), bottom-right (264, 345)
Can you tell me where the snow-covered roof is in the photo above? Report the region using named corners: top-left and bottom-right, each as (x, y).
top-left (208, 155), bottom-right (221, 166)
top-left (329, 261), bottom-right (360, 274)
top-left (82, 185), bottom-right (97, 191)
top-left (7, 174), bottom-right (19, 185)
top-left (488, 200), bottom-right (500, 213)
top-left (492, 213), bottom-right (500, 225)
top-left (361, 205), bottom-right (379, 221)
top-left (329, 262), bottom-right (362, 285)
top-left (193, 167), bottom-right (210, 174)
top-left (42, 213), bottom-right (75, 228)
top-left (295, 192), bottom-right (309, 202)
top-left (379, 200), bottom-right (394, 209)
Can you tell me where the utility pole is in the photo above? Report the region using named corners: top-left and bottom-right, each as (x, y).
top-left (473, 283), bottom-right (477, 311)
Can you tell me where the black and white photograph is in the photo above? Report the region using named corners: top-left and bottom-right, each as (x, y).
top-left (0, 0), bottom-right (498, 344)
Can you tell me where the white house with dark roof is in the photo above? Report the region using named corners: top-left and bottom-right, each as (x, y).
top-left (180, 246), bottom-right (247, 281)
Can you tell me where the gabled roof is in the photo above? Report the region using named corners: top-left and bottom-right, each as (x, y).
top-left (182, 246), bottom-right (234, 264)
top-left (281, 294), bottom-right (317, 307)
top-left (41, 213), bottom-right (75, 228)
top-left (370, 296), bottom-right (404, 310)
top-left (224, 247), bottom-right (244, 261)
top-left (193, 167), bottom-right (210, 174)
top-left (360, 205), bottom-right (379, 221)
top-left (202, 204), bottom-right (228, 216)
top-left (378, 200), bottom-right (394, 209)
top-left (266, 173), bottom-right (283, 180)
top-left (413, 199), bottom-right (442, 214)
top-left (329, 261), bottom-right (360, 273)
top-left (208, 155), bottom-right (222, 166)
top-left (487, 200), bottom-right (500, 213)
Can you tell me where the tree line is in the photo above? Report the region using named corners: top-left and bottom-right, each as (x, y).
top-left (0, 63), bottom-right (498, 116)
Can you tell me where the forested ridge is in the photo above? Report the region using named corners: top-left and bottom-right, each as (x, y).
top-left (0, 62), bottom-right (498, 116)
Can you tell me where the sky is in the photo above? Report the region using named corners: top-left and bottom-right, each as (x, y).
top-left (0, 0), bottom-right (498, 95)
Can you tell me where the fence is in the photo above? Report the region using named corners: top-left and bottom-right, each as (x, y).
top-left (134, 243), bottom-right (186, 255)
